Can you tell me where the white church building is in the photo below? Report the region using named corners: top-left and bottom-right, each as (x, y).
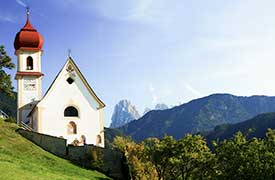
top-left (14, 10), bottom-right (105, 147)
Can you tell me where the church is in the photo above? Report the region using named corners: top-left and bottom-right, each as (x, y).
top-left (14, 10), bottom-right (105, 147)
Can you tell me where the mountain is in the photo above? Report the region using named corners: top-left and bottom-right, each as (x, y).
top-left (143, 104), bottom-right (168, 116)
top-left (155, 103), bottom-right (169, 110)
top-left (204, 112), bottom-right (275, 144)
top-left (119, 94), bottom-right (275, 142)
top-left (110, 99), bottom-right (140, 128)
top-left (143, 107), bottom-right (151, 115)
top-left (0, 92), bottom-right (17, 117)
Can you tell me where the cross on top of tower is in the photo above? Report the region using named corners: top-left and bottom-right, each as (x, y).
top-left (68, 49), bottom-right (72, 58)
top-left (26, 6), bottom-right (30, 18)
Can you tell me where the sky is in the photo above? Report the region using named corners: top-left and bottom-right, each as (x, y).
top-left (1, 0), bottom-right (275, 127)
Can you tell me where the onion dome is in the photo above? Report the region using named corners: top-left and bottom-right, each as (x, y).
top-left (14, 9), bottom-right (43, 51)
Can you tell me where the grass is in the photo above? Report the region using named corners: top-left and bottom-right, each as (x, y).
top-left (0, 118), bottom-right (111, 180)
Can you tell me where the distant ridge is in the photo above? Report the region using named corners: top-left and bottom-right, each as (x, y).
top-left (204, 112), bottom-right (275, 144)
top-left (119, 94), bottom-right (275, 142)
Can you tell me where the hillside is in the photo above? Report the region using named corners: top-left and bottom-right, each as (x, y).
top-left (0, 119), bottom-right (110, 180)
top-left (204, 112), bottom-right (275, 143)
top-left (119, 94), bottom-right (275, 142)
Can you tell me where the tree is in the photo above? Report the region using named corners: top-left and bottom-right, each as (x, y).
top-left (170, 134), bottom-right (216, 180)
top-left (143, 136), bottom-right (177, 180)
top-left (214, 131), bottom-right (267, 180)
top-left (263, 129), bottom-right (275, 179)
top-left (114, 136), bottom-right (157, 180)
top-left (0, 45), bottom-right (15, 98)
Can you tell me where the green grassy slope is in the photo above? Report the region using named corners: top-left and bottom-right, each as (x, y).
top-left (0, 119), bottom-right (110, 180)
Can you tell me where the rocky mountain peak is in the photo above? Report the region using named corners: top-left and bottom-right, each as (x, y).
top-left (110, 100), bottom-right (140, 128)
top-left (155, 103), bottom-right (169, 110)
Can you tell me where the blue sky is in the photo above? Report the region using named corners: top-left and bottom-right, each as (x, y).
top-left (1, 0), bottom-right (275, 126)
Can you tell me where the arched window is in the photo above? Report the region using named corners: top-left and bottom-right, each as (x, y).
top-left (96, 135), bottom-right (102, 145)
top-left (64, 106), bottom-right (78, 117)
top-left (67, 121), bottom-right (77, 134)
top-left (26, 56), bottom-right (33, 70)
top-left (80, 135), bottom-right (86, 145)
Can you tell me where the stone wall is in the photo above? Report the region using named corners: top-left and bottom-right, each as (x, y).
top-left (17, 129), bottom-right (67, 157)
top-left (17, 128), bottom-right (129, 180)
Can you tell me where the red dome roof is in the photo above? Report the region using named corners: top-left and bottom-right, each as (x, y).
top-left (14, 15), bottom-right (43, 51)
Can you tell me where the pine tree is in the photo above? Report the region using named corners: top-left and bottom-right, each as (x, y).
top-left (0, 45), bottom-right (15, 98)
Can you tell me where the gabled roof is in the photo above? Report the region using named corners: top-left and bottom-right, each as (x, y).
top-left (39, 57), bottom-right (105, 109)
top-left (27, 101), bottom-right (40, 117)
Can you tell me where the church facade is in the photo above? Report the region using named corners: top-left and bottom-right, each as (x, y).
top-left (14, 11), bottom-right (105, 147)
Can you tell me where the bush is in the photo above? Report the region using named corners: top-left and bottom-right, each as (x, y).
top-left (90, 148), bottom-right (104, 169)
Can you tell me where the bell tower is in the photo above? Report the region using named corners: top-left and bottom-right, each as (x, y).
top-left (14, 8), bottom-right (44, 124)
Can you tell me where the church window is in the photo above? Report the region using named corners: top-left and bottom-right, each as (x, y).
top-left (80, 135), bottom-right (86, 145)
top-left (96, 135), bottom-right (102, 145)
top-left (67, 121), bottom-right (77, 134)
top-left (64, 106), bottom-right (78, 117)
top-left (26, 56), bottom-right (33, 70)
top-left (66, 77), bottom-right (74, 84)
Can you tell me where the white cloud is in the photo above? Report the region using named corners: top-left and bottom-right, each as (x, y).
top-left (16, 0), bottom-right (27, 7)
top-left (148, 83), bottom-right (158, 105)
top-left (92, 0), bottom-right (157, 22)
top-left (0, 15), bottom-right (16, 23)
top-left (185, 84), bottom-right (202, 97)
top-left (52, 0), bottom-right (176, 25)
top-left (119, 0), bottom-right (154, 21)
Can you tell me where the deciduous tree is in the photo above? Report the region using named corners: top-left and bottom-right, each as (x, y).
top-left (0, 45), bottom-right (15, 97)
